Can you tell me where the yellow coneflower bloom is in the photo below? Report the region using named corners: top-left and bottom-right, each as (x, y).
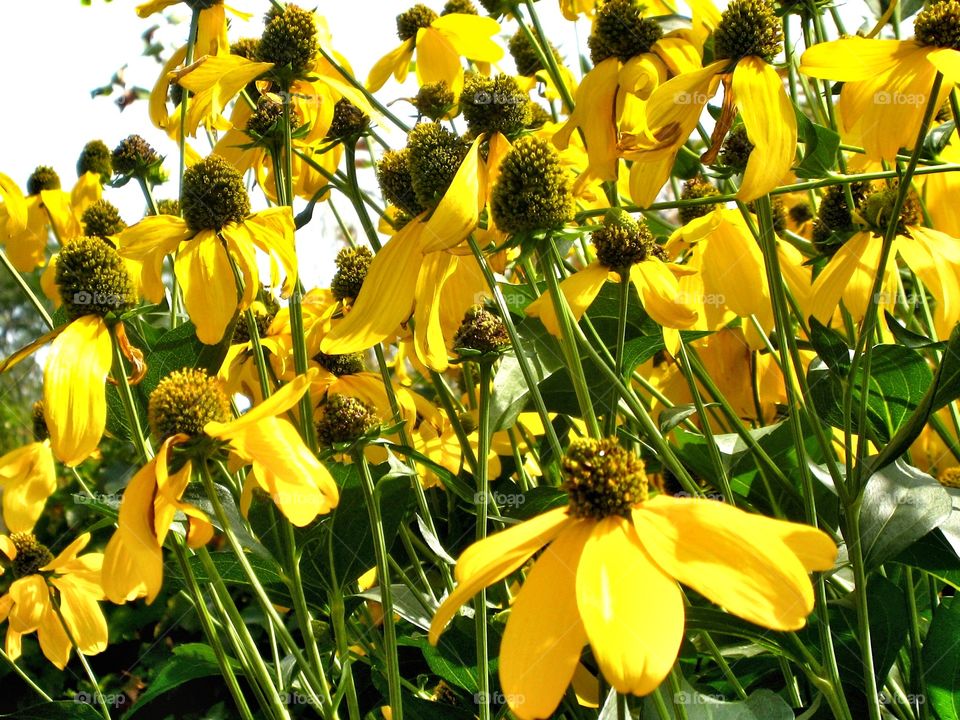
top-left (808, 187), bottom-right (960, 337)
top-left (553, 0), bottom-right (703, 181)
top-left (621, 0), bottom-right (796, 203)
top-left (369, 5), bottom-right (503, 93)
top-left (0, 166), bottom-right (98, 272)
top-left (429, 438), bottom-right (836, 719)
top-left (1, 237), bottom-right (140, 467)
top-left (799, 1), bottom-right (960, 162)
top-left (526, 210), bottom-right (698, 353)
top-left (117, 154), bottom-right (296, 345)
top-left (0, 432), bottom-right (57, 534)
top-left (0, 532), bottom-right (108, 669)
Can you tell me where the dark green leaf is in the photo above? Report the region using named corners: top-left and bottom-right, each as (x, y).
top-left (0, 704), bottom-right (105, 720)
top-left (794, 106), bottom-right (841, 179)
top-left (808, 317), bottom-right (851, 374)
top-left (923, 597), bottom-right (960, 720)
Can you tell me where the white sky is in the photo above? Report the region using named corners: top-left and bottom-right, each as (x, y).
top-left (0, 0), bottom-right (877, 284)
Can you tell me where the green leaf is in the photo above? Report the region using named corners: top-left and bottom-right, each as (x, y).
top-left (124, 643), bottom-right (242, 718)
top-left (642, 677), bottom-right (795, 719)
top-left (923, 597), bottom-right (960, 720)
top-left (859, 459), bottom-right (953, 569)
top-left (808, 344), bottom-right (932, 443)
top-left (659, 403), bottom-right (718, 433)
top-left (808, 317), bottom-right (851, 374)
top-left (932, 324), bottom-right (960, 411)
top-left (400, 618), bottom-right (498, 693)
top-left (794, 106), bottom-right (841, 179)
top-left (894, 530), bottom-right (960, 591)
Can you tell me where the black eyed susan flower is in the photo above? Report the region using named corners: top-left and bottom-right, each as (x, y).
top-left (0, 532), bottom-right (108, 669)
top-left (622, 0), bottom-right (797, 203)
top-left (800, 0), bottom-right (960, 161)
top-left (429, 437), bottom-right (837, 718)
top-left (117, 154), bottom-right (297, 345)
top-left (368, 3), bottom-right (504, 93)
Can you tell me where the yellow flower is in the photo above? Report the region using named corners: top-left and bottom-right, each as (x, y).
top-left (2, 238), bottom-right (140, 467)
top-left (621, 0), bottom-right (796, 203)
top-left (117, 154), bottom-right (297, 345)
top-left (205, 369), bottom-right (340, 526)
top-left (0, 441), bottom-right (57, 534)
top-left (368, 8), bottom-right (503, 93)
top-left (526, 211), bottom-right (697, 353)
top-left (0, 532), bottom-right (108, 669)
top-left (799, 1), bottom-right (960, 162)
top-left (102, 437), bottom-right (212, 604)
top-left (429, 438), bottom-right (836, 718)
top-left (320, 134), bottom-right (489, 370)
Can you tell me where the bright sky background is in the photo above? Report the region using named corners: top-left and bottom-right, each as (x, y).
top-left (0, 0), bottom-right (879, 284)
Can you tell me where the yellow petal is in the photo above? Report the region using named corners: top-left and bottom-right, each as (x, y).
top-left (630, 261), bottom-right (698, 329)
top-left (414, 252), bottom-right (458, 372)
top-left (553, 59), bottom-right (621, 180)
top-left (102, 458), bottom-right (164, 604)
top-left (71, 173), bottom-right (103, 216)
top-left (0, 172), bottom-right (27, 233)
top-left (368, 41), bottom-right (414, 91)
top-left (576, 516), bottom-right (684, 695)
top-left (422, 137), bottom-right (485, 253)
top-left (0, 441), bottom-right (57, 533)
top-left (415, 27), bottom-right (462, 89)
top-left (42, 533), bottom-right (92, 573)
top-left (37, 605), bottom-right (71, 669)
top-left (40, 190), bottom-right (81, 243)
top-left (809, 231), bottom-right (885, 324)
top-left (136, 0), bottom-right (180, 17)
top-left (117, 215), bottom-right (193, 303)
top-left (51, 576), bottom-right (107, 656)
top-left (500, 521), bottom-right (593, 720)
top-left (733, 58), bottom-right (797, 202)
top-left (799, 38), bottom-right (909, 81)
top-left (429, 507), bottom-right (574, 644)
top-left (320, 221), bottom-right (426, 354)
top-left (927, 47), bottom-right (960, 85)
top-left (8, 575), bottom-right (48, 633)
top-left (627, 155), bottom-right (675, 208)
top-left (431, 14), bottom-right (504, 62)
top-left (175, 55), bottom-right (274, 135)
top-left (175, 230), bottom-right (238, 344)
top-left (525, 262), bottom-right (609, 338)
top-left (235, 208), bottom-right (297, 297)
top-left (44, 317), bottom-right (112, 467)
top-left (634, 495), bottom-right (830, 630)
top-left (206, 368), bottom-right (317, 435)
top-left (151, 45), bottom-right (189, 129)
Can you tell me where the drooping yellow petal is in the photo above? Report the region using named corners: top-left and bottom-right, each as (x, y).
top-left (525, 262), bottom-right (609, 338)
top-left (221, 224), bottom-right (259, 312)
top-left (71, 173), bottom-right (103, 217)
top-left (175, 55), bottom-right (274, 135)
top-left (553, 59), bottom-right (621, 181)
top-left (630, 261), bottom-right (698, 329)
top-left (8, 575), bottom-right (48, 633)
top-left (151, 45), bottom-right (189, 130)
top-left (206, 369), bottom-right (316, 435)
top-left (102, 456), bottom-right (164, 604)
top-left (429, 507), bottom-right (575, 644)
top-left (196, 2), bottom-right (229, 58)
top-left (414, 252), bottom-right (458, 372)
top-left (897, 227), bottom-right (960, 339)
top-left (627, 155), bottom-right (676, 208)
top-left (44, 317), bottom-right (112, 467)
top-left (415, 26), bottom-right (462, 89)
top-left (0, 172), bottom-right (27, 233)
top-left (634, 495), bottom-right (833, 630)
top-left (50, 576), bottom-right (108, 656)
top-left (117, 214), bottom-right (193, 303)
top-left (576, 516), bottom-right (684, 695)
top-left (808, 231), bottom-right (887, 324)
top-left (367, 41), bottom-right (415, 91)
top-left (42, 533), bottom-right (92, 573)
top-left (799, 37), bottom-right (911, 82)
top-left (39, 189), bottom-right (81, 243)
top-left (175, 230), bottom-right (238, 344)
top-left (500, 521), bottom-right (593, 720)
top-left (136, 0), bottom-right (180, 17)
top-left (733, 58), bottom-right (797, 201)
top-left (37, 605), bottom-right (71, 669)
top-left (320, 221), bottom-right (426, 354)
top-left (235, 208), bottom-right (297, 296)
top-left (0, 441), bottom-right (57, 533)
top-left (431, 14), bottom-right (504, 63)
top-left (422, 137), bottom-right (485, 253)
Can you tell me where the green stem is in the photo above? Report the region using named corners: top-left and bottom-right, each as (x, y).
top-left (329, 591), bottom-right (362, 720)
top-left (541, 241), bottom-right (600, 438)
top-left (474, 362), bottom-right (494, 720)
top-left (110, 326), bottom-right (151, 463)
top-left (352, 447), bottom-right (404, 720)
top-left (0, 649), bottom-right (52, 702)
top-left (0, 249), bottom-right (53, 329)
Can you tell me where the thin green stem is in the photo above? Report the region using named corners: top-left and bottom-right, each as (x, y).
top-left (473, 362), bottom-right (494, 720)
